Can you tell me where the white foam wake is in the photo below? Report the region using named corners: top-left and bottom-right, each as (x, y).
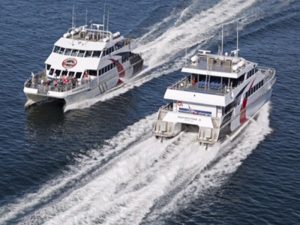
top-left (65, 0), bottom-right (259, 111)
top-left (0, 115), bottom-right (156, 224)
top-left (145, 103), bottom-right (272, 224)
top-left (2, 103), bottom-right (271, 225)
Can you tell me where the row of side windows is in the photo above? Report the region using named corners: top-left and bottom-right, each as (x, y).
top-left (87, 63), bottom-right (117, 76)
top-left (47, 63), bottom-right (116, 78)
top-left (246, 67), bottom-right (258, 79)
top-left (53, 46), bottom-right (101, 58)
top-left (99, 63), bottom-right (116, 75)
top-left (49, 68), bottom-right (82, 79)
top-left (245, 80), bottom-right (264, 98)
top-left (53, 40), bottom-right (127, 58)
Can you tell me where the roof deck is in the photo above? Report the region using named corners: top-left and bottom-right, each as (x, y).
top-left (182, 50), bottom-right (255, 78)
top-left (64, 24), bottom-right (116, 42)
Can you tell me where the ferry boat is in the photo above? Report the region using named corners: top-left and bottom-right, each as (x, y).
top-left (154, 43), bottom-right (276, 144)
top-left (23, 23), bottom-right (143, 109)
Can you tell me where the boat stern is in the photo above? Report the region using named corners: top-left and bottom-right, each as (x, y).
top-left (154, 103), bottom-right (221, 144)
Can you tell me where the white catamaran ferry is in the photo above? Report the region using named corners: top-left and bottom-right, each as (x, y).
top-left (154, 36), bottom-right (276, 145)
top-left (24, 22), bottom-right (143, 109)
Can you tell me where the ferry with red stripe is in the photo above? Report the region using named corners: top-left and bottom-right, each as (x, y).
top-left (154, 29), bottom-right (276, 145)
top-left (23, 22), bottom-right (143, 110)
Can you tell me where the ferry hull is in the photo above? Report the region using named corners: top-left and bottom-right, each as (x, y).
top-left (24, 55), bottom-right (143, 111)
top-left (154, 76), bottom-right (275, 145)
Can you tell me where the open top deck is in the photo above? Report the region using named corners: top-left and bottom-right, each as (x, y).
top-left (63, 24), bottom-right (116, 42)
top-left (182, 50), bottom-right (257, 79)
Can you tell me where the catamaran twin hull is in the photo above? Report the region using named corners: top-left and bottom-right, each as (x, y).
top-left (153, 50), bottom-right (276, 145)
top-left (24, 54), bottom-right (143, 109)
top-left (23, 23), bottom-right (144, 110)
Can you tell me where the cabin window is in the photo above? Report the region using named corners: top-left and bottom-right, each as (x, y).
top-left (53, 46), bottom-right (60, 53)
top-left (115, 41), bottom-right (124, 50)
top-left (71, 49), bottom-right (79, 56)
top-left (238, 74), bottom-right (245, 84)
top-left (68, 71), bottom-right (75, 77)
top-left (55, 70), bottom-right (61, 77)
top-left (62, 70), bottom-right (68, 76)
top-left (209, 76), bottom-right (222, 90)
top-left (75, 72), bottom-right (82, 78)
top-left (122, 52), bottom-right (130, 63)
top-left (231, 78), bottom-right (238, 88)
top-left (222, 77), bottom-right (229, 86)
top-left (85, 51), bottom-right (92, 57)
top-left (59, 47), bottom-right (65, 54)
top-left (65, 48), bottom-right (72, 56)
top-left (49, 68), bottom-right (54, 75)
top-left (46, 64), bottom-right (51, 70)
top-left (246, 68), bottom-right (255, 79)
top-left (78, 50), bottom-right (85, 57)
top-left (93, 51), bottom-right (101, 57)
top-left (88, 70), bottom-right (97, 76)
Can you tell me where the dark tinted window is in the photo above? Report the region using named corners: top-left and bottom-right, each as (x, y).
top-left (78, 50), bottom-right (85, 57)
top-left (53, 46), bottom-right (60, 53)
top-left (65, 49), bottom-right (72, 55)
top-left (85, 51), bottom-right (92, 57)
top-left (76, 72), bottom-right (82, 78)
top-left (59, 48), bottom-right (65, 54)
top-left (71, 49), bottom-right (79, 56)
top-left (93, 51), bottom-right (101, 57)
top-left (55, 70), bottom-right (61, 76)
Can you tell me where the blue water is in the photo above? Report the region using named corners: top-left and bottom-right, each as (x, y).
top-left (0, 0), bottom-right (300, 224)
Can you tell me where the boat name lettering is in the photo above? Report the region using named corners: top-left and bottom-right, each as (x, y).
top-left (177, 115), bottom-right (201, 122)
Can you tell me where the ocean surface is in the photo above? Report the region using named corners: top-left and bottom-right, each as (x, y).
top-left (0, 0), bottom-right (300, 224)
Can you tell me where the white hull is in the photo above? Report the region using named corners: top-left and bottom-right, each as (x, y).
top-left (24, 55), bottom-right (143, 110)
top-left (154, 49), bottom-right (276, 145)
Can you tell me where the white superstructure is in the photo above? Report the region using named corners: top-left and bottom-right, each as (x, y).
top-left (154, 47), bottom-right (276, 144)
top-left (24, 23), bottom-right (143, 109)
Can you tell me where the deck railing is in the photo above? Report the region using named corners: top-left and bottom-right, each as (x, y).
top-left (24, 71), bottom-right (91, 94)
top-left (168, 76), bottom-right (229, 95)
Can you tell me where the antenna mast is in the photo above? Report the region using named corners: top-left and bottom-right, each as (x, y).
top-left (107, 7), bottom-right (109, 33)
top-left (103, 0), bottom-right (107, 31)
top-left (221, 24), bottom-right (224, 55)
top-left (85, 9), bottom-right (88, 25)
top-left (72, 5), bottom-right (75, 28)
top-left (236, 21), bottom-right (239, 57)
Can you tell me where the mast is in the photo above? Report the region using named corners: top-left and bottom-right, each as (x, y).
top-left (103, 0), bottom-right (107, 30)
top-left (221, 24), bottom-right (224, 55)
top-left (85, 8), bottom-right (88, 25)
top-left (107, 7), bottom-right (109, 33)
top-left (72, 5), bottom-right (75, 44)
top-left (236, 21), bottom-right (239, 57)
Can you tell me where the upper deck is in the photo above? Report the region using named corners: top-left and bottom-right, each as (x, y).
top-left (64, 24), bottom-right (114, 42)
top-left (182, 50), bottom-right (257, 79)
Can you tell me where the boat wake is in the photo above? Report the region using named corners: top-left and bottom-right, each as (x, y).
top-left (0, 103), bottom-right (271, 225)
